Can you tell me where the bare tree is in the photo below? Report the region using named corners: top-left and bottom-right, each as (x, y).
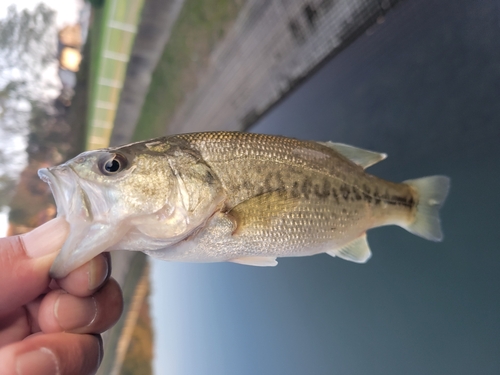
top-left (0, 4), bottom-right (58, 208)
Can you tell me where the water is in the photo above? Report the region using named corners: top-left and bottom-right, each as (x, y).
top-left (151, 0), bottom-right (500, 373)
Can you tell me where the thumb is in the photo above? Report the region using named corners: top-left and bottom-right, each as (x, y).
top-left (0, 218), bottom-right (69, 316)
top-left (22, 217), bottom-right (69, 259)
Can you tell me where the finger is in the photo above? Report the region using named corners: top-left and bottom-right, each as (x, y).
top-left (56, 252), bottom-right (111, 297)
top-left (38, 278), bottom-right (123, 334)
top-left (0, 332), bottom-right (102, 375)
top-left (0, 296), bottom-right (47, 348)
top-left (0, 218), bottom-right (69, 316)
top-left (0, 308), bottom-right (30, 348)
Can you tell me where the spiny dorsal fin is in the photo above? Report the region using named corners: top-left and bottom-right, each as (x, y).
top-left (229, 256), bottom-right (278, 267)
top-left (327, 233), bottom-right (372, 263)
top-left (318, 141), bottom-right (387, 169)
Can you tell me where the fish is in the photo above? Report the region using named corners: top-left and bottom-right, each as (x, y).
top-left (38, 131), bottom-right (450, 278)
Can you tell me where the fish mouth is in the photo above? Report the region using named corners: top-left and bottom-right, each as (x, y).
top-left (38, 165), bottom-right (104, 279)
top-left (39, 166), bottom-right (75, 218)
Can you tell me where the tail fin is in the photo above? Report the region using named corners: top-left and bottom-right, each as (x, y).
top-left (402, 176), bottom-right (450, 241)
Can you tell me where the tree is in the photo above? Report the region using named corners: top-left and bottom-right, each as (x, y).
top-left (0, 4), bottom-right (58, 101)
top-left (0, 4), bottom-right (58, 209)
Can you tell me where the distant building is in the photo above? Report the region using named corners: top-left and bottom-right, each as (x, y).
top-left (57, 25), bottom-right (82, 99)
top-left (60, 46), bottom-right (82, 72)
top-left (59, 24), bottom-right (83, 48)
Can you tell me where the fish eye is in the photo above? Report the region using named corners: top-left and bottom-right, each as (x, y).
top-left (99, 153), bottom-right (127, 175)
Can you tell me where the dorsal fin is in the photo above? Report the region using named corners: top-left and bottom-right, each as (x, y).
top-left (327, 233), bottom-right (372, 263)
top-left (318, 141), bottom-right (387, 169)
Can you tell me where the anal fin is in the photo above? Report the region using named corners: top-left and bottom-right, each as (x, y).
top-left (327, 233), bottom-right (372, 263)
top-left (229, 256), bottom-right (278, 267)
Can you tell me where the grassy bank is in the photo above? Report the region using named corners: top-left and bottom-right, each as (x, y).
top-left (133, 0), bottom-right (245, 140)
top-left (86, 0), bottom-right (145, 149)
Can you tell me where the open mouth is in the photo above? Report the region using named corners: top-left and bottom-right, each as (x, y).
top-left (38, 166), bottom-right (79, 218)
top-left (39, 165), bottom-right (104, 278)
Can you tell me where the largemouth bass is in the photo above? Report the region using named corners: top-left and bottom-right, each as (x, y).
top-left (38, 132), bottom-right (450, 278)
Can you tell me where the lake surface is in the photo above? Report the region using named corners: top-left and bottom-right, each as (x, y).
top-left (151, 0), bottom-right (500, 373)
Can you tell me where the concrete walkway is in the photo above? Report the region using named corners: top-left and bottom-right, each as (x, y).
top-left (167, 0), bottom-right (401, 134)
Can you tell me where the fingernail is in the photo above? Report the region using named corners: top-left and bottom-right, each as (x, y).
top-left (55, 293), bottom-right (97, 331)
top-left (16, 347), bottom-right (59, 375)
top-left (22, 218), bottom-right (69, 258)
top-left (89, 254), bottom-right (109, 291)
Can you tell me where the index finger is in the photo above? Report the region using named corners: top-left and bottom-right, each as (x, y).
top-left (0, 218), bottom-right (69, 316)
top-left (0, 332), bottom-right (102, 375)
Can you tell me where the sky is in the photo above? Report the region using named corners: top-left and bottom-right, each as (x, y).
top-left (0, 0), bottom-right (82, 237)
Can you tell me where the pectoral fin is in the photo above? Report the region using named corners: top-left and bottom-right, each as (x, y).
top-left (319, 142), bottom-right (387, 169)
top-left (229, 190), bottom-right (300, 235)
top-left (327, 233), bottom-right (372, 263)
top-left (229, 256), bottom-right (278, 267)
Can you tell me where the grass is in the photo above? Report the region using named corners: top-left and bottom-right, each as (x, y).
top-left (86, 3), bottom-right (110, 148)
top-left (86, 6), bottom-right (104, 146)
top-left (133, 0), bottom-right (245, 141)
top-left (86, 0), bottom-right (145, 150)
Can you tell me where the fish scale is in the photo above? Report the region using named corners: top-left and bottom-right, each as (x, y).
top-left (38, 131), bottom-right (450, 277)
top-left (162, 132), bottom-right (416, 257)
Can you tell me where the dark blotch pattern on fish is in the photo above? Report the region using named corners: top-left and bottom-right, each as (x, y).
top-left (352, 186), bottom-right (362, 201)
top-left (301, 178), bottom-right (313, 199)
top-left (291, 181), bottom-right (300, 198)
top-left (264, 173), bottom-right (273, 192)
top-left (387, 194), bottom-right (414, 208)
top-left (313, 179), bottom-right (331, 199)
top-left (331, 188), bottom-right (340, 203)
top-left (276, 172), bottom-right (286, 192)
top-left (339, 184), bottom-right (351, 201)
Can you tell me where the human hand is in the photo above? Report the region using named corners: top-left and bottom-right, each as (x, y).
top-left (0, 218), bottom-right (123, 375)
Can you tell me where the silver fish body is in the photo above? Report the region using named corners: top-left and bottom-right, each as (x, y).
top-left (38, 132), bottom-right (450, 278)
